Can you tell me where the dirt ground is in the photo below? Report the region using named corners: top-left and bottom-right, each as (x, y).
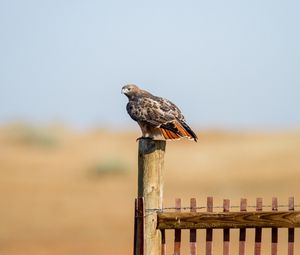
top-left (0, 124), bottom-right (299, 255)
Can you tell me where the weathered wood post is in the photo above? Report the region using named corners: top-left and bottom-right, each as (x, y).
top-left (137, 138), bottom-right (166, 255)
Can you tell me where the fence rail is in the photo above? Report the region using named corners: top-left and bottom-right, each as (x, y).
top-left (157, 211), bottom-right (300, 229)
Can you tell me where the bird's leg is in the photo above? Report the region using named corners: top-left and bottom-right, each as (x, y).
top-left (136, 136), bottom-right (153, 142)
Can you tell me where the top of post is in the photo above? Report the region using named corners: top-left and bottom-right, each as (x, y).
top-left (138, 139), bottom-right (166, 155)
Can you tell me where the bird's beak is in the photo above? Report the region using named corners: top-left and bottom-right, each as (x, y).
top-left (121, 87), bottom-right (126, 94)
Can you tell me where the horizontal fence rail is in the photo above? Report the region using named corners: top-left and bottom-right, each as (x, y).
top-left (157, 211), bottom-right (300, 229)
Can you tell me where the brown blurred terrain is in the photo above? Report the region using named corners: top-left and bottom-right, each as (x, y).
top-left (0, 123), bottom-right (299, 255)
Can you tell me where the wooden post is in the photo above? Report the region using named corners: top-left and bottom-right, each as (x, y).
top-left (138, 139), bottom-right (166, 255)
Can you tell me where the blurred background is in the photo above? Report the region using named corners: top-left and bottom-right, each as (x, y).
top-left (0, 0), bottom-right (300, 254)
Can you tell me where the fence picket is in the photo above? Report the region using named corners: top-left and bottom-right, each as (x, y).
top-left (254, 198), bottom-right (263, 255)
top-left (134, 198), bottom-right (144, 255)
top-left (223, 199), bottom-right (230, 255)
top-left (174, 198), bottom-right (181, 255)
top-left (206, 197), bottom-right (213, 255)
top-left (288, 197), bottom-right (294, 255)
top-left (271, 197), bottom-right (278, 255)
top-left (190, 198), bottom-right (197, 255)
top-left (161, 229), bottom-right (166, 255)
top-left (239, 198), bottom-right (247, 255)
top-left (134, 199), bottom-right (138, 255)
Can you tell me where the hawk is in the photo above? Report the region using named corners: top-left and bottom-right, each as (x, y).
top-left (122, 84), bottom-right (197, 142)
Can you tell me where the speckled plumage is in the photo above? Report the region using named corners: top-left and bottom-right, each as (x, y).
top-left (122, 84), bottom-right (197, 141)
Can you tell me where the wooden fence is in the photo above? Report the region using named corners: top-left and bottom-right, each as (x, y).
top-left (133, 139), bottom-right (299, 255)
top-left (135, 196), bottom-right (299, 255)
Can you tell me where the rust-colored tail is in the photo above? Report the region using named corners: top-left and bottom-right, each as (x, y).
top-left (160, 120), bottom-right (197, 142)
top-left (160, 128), bottom-right (181, 140)
top-left (180, 120), bottom-right (198, 142)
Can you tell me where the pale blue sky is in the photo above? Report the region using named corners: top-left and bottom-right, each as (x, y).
top-left (1, 0), bottom-right (299, 129)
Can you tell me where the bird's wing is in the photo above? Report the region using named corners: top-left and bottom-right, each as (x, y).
top-left (127, 96), bottom-right (181, 125)
top-left (127, 95), bottom-right (197, 141)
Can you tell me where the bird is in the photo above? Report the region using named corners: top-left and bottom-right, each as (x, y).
top-left (122, 84), bottom-right (197, 142)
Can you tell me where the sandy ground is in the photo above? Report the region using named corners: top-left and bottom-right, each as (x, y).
top-left (0, 124), bottom-right (299, 255)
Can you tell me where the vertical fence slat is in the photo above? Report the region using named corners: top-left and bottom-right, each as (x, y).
top-left (134, 197), bottom-right (144, 255)
top-left (223, 199), bottom-right (230, 255)
top-left (271, 197), bottom-right (278, 255)
top-left (161, 229), bottom-right (166, 255)
top-left (139, 198), bottom-right (145, 255)
top-left (254, 198), bottom-right (263, 255)
top-left (190, 198), bottom-right (197, 255)
top-left (288, 197), bottom-right (295, 255)
top-left (239, 198), bottom-right (247, 255)
top-left (134, 199), bottom-right (138, 255)
top-left (174, 198), bottom-right (181, 255)
top-left (206, 197), bottom-right (213, 255)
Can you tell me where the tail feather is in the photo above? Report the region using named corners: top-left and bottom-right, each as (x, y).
top-left (179, 121), bottom-right (198, 142)
top-left (160, 120), bottom-right (197, 142)
top-left (160, 128), bottom-right (181, 140)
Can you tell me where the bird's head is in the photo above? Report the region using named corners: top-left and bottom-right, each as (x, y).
top-left (121, 84), bottom-right (140, 98)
